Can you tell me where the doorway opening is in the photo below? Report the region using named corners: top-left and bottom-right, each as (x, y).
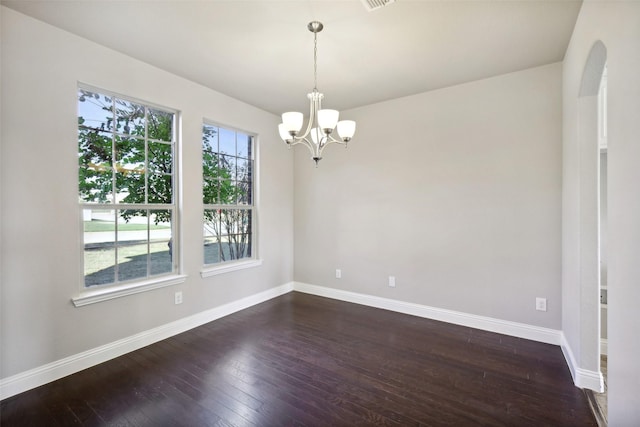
top-left (594, 62), bottom-right (608, 424)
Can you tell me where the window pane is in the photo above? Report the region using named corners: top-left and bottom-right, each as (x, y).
top-left (148, 141), bottom-right (172, 175)
top-left (204, 209), bottom-right (222, 265)
top-left (83, 208), bottom-right (116, 286)
top-left (115, 172), bottom-right (145, 205)
top-left (203, 124), bottom-right (218, 151)
top-left (79, 130), bottom-right (113, 204)
top-left (78, 130), bottom-right (112, 166)
top-left (236, 181), bottom-right (252, 205)
top-left (115, 98), bottom-right (145, 137)
top-left (220, 155), bottom-right (236, 180)
top-left (78, 89), bottom-right (113, 132)
top-left (204, 209), bottom-right (221, 233)
top-left (148, 108), bottom-right (173, 142)
top-left (230, 181), bottom-right (240, 205)
top-left (241, 209), bottom-right (252, 237)
top-left (237, 133), bottom-right (250, 159)
top-left (79, 166), bottom-right (113, 204)
top-left (219, 209), bottom-right (252, 261)
top-left (115, 136), bottom-right (145, 170)
top-left (148, 173), bottom-right (172, 204)
top-left (203, 176), bottom-right (220, 205)
top-left (247, 158), bottom-right (254, 183)
top-left (117, 241), bottom-right (148, 282)
top-left (116, 210), bottom-right (148, 282)
top-left (236, 158), bottom-right (252, 205)
top-left (150, 210), bottom-right (173, 276)
top-left (236, 158), bottom-right (250, 181)
top-left (203, 126), bottom-right (221, 205)
top-left (219, 208), bottom-right (232, 235)
top-left (220, 176), bottom-right (233, 204)
top-left (115, 136), bottom-right (146, 204)
top-left (219, 127), bottom-right (235, 155)
top-left (204, 239), bottom-right (221, 264)
top-left (148, 140), bottom-right (173, 204)
top-left (218, 155), bottom-right (235, 205)
top-left (218, 209), bottom-right (234, 262)
top-left (233, 234), bottom-right (251, 258)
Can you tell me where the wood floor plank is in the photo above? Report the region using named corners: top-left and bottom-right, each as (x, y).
top-left (1, 292), bottom-right (597, 426)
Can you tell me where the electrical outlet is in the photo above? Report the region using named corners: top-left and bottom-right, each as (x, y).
top-left (175, 291), bottom-right (183, 305)
top-left (336, 269), bottom-right (342, 279)
top-left (388, 276), bottom-right (396, 287)
top-left (536, 297), bottom-right (547, 312)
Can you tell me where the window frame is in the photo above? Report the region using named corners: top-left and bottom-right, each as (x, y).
top-left (201, 120), bottom-right (261, 277)
top-left (73, 84), bottom-right (185, 306)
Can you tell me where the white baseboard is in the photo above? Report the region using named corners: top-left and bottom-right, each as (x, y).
top-left (560, 333), bottom-right (604, 392)
top-left (0, 282), bottom-right (294, 400)
top-left (293, 282), bottom-right (562, 345)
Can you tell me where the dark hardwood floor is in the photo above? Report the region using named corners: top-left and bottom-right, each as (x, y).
top-left (1, 292), bottom-right (596, 426)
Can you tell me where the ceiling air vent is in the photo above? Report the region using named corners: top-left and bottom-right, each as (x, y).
top-left (361, 0), bottom-right (396, 12)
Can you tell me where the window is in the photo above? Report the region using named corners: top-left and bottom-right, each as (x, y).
top-left (78, 86), bottom-right (178, 289)
top-left (202, 123), bottom-right (255, 269)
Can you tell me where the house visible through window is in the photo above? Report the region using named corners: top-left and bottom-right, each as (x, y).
top-left (202, 123), bottom-right (255, 266)
top-left (78, 86), bottom-right (178, 287)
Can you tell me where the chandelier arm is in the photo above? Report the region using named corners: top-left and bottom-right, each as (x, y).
top-left (308, 139), bottom-right (321, 159)
top-left (297, 89), bottom-right (322, 140)
top-left (290, 138), bottom-right (320, 159)
top-left (288, 138), bottom-right (309, 147)
top-left (288, 136), bottom-right (320, 157)
top-left (317, 136), bottom-right (347, 157)
top-left (302, 98), bottom-right (316, 140)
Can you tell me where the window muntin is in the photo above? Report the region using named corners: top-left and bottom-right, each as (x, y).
top-left (202, 123), bottom-right (255, 266)
top-left (78, 87), bottom-right (178, 288)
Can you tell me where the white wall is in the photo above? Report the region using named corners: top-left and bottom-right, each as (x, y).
top-left (562, 0), bottom-right (640, 424)
top-left (0, 7), bottom-right (294, 379)
top-left (294, 63), bottom-right (562, 329)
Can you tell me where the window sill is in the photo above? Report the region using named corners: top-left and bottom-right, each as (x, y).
top-left (200, 259), bottom-right (262, 278)
top-left (72, 274), bottom-right (187, 307)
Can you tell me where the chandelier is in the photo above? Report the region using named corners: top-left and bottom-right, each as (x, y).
top-left (278, 21), bottom-right (356, 166)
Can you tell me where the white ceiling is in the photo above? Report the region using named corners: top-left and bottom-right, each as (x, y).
top-left (2, 0), bottom-right (582, 115)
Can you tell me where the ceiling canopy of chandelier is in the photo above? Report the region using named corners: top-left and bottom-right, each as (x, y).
top-left (278, 21), bottom-right (357, 166)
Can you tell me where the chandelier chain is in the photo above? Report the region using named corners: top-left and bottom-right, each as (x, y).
top-left (313, 31), bottom-right (318, 91)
